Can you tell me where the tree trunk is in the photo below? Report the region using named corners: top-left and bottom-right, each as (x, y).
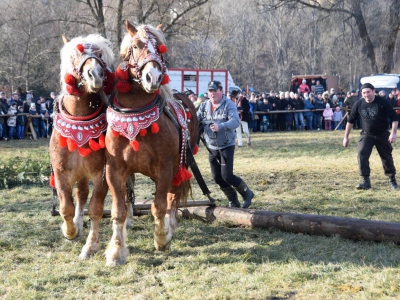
top-left (181, 206), bottom-right (400, 244)
top-left (117, 0), bottom-right (124, 45)
top-left (350, 0), bottom-right (378, 74)
top-left (381, 0), bottom-right (400, 73)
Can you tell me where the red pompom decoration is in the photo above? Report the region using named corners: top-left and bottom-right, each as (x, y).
top-left (186, 111), bottom-right (192, 120)
top-left (139, 129), bottom-right (147, 137)
top-left (115, 65), bottom-right (129, 81)
top-left (154, 89), bottom-right (160, 95)
top-left (49, 173), bottom-right (55, 188)
top-left (67, 138), bottom-right (78, 152)
top-left (193, 144), bottom-right (199, 155)
top-left (76, 44), bottom-right (85, 53)
top-left (157, 44), bottom-right (168, 54)
top-left (130, 140), bottom-right (139, 151)
top-left (151, 122), bottom-right (159, 134)
top-left (58, 135), bottom-right (67, 148)
top-left (89, 138), bottom-right (101, 151)
top-left (66, 84), bottom-right (83, 96)
top-left (111, 128), bottom-right (119, 137)
top-left (78, 147), bottom-right (91, 157)
top-left (161, 74), bottom-right (170, 85)
top-left (98, 134), bottom-right (105, 148)
top-left (64, 73), bottom-right (76, 86)
top-left (172, 167), bottom-right (192, 186)
top-left (116, 81), bottom-right (131, 93)
top-left (103, 70), bottom-right (115, 95)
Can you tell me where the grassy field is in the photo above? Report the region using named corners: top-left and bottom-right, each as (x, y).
top-left (1, 130), bottom-right (400, 299)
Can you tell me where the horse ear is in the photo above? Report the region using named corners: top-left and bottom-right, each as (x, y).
top-left (61, 34), bottom-right (69, 45)
top-left (125, 20), bottom-right (137, 37)
top-left (157, 24), bottom-right (163, 32)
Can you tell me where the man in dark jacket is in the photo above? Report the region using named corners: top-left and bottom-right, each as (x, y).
top-left (232, 89), bottom-right (252, 147)
top-left (343, 83), bottom-right (399, 190)
top-left (0, 92), bottom-right (9, 140)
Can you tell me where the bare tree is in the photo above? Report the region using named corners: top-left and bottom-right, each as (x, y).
top-left (256, 0), bottom-right (400, 74)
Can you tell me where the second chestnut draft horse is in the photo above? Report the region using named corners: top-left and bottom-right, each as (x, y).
top-left (104, 21), bottom-right (198, 265)
top-left (49, 34), bottom-right (114, 259)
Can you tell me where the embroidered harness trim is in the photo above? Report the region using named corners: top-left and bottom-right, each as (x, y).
top-left (107, 98), bottom-right (160, 141)
top-left (54, 98), bottom-right (107, 147)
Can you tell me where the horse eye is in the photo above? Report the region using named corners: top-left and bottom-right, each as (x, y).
top-left (99, 53), bottom-right (102, 58)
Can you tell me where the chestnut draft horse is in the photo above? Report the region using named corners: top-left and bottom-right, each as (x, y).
top-left (49, 34), bottom-right (114, 259)
top-left (104, 21), bottom-right (198, 265)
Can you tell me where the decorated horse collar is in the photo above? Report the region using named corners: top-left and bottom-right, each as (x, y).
top-left (107, 95), bottom-right (162, 141)
top-left (54, 95), bottom-right (107, 147)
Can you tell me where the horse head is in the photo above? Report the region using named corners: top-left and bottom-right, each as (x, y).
top-left (119, 21), bottom-right (168, 93)
top-left (60, 34), bottom-right (114, 96)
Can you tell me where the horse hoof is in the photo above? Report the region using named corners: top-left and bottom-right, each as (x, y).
top-left (154, 240), bottom-right (171, 251)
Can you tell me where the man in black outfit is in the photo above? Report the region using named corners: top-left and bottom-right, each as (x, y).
top-left (343, 83), bottom-right (399, 190)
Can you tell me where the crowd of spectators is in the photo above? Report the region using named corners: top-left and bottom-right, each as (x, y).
top-left (185, 78), bottom-right (400, 133)
top-left (0, 91), bottom-right (56, 141)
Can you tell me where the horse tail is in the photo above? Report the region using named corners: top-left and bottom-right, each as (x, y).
top-left (178, 178), bottom-right (191, 208)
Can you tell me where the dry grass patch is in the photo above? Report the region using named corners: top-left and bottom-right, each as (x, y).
top-left (1, 131), bottom-right (400, 299)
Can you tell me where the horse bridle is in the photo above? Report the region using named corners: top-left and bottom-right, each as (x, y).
top-left (72, 43), bottom-right (110, 89)
top-left (120, 26), bottom-right (167, 86)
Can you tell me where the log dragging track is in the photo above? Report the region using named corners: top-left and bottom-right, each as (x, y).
top-left (180, 206), bottom-right (400, 244)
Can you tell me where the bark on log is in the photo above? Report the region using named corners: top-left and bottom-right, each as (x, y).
top-left (180, 206), bottom-right (400, 244)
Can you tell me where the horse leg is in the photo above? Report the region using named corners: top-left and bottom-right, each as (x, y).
top-left (152, 177), bottom-right (174, 251)
top-left (125, 174), bottom-right (136, 229)
top-left (79, 177), bottom-right (108, 259)
top-left (105, 168), bottom-right (129, 266)
top-left (55, 172), bottom-right (79, 240)
top-left (73, 178), bottom-right (89, 236)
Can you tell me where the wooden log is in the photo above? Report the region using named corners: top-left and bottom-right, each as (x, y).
top-left (180, 206), bottom-right (400, 244)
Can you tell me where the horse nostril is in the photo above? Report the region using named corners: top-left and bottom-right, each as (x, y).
top-left (146, 73), bottom-right (151, 83)
top-left (88, 71), bottom-right (93, 78)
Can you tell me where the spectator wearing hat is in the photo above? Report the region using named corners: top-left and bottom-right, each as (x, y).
top-left (299, 79), bottom-right (310, 95)
top-left (29, 103), bottom-right (40, 138)
top-left (197, 80), bottom-right (254, 208)
top-left (7, 102), bottom-right (18, 139)
top-left (232, 90), bottom-right (251, 146)
top-left (258, 95), bottom-right (271, 132)
top-left (343, 83), bottom-right (399, 190)
top-left (46, 92), bottom-right (56, 136)
top-left (323, 103), bottom-right (333, 130)
top-left (16, 105), bottom-right (27, 139)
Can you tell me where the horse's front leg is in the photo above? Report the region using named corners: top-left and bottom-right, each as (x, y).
top-left (55, 171), bottom-right (79, 240)
top-left (152, 174), bottom-right (175, 251)
top-left (79, 175), bottom-right (108, 259)
top-left (73, 178), bottom-right (89, 237)
top-left (105, 165), bottom-right (129, 266)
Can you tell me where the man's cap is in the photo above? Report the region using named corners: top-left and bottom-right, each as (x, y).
top-left (0, 91), bottom-right (5, 95)
top-left (198, 93), bottom-right (204, 98)
top-left (12, 91), bottom-right (18, 95)
top-left (207, 80), bottom-right (223, 90)
top-left (231, 89), bottom-right (240, 97)
top-left (361, 83), bottom-right (375, 91)
top-left (330, 88), bottom-right (335, 91)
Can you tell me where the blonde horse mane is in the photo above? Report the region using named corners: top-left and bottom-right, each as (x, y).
top-left (60, 34), bottom-right (115, 93)
top-left (120, 24), bottom-right (173, 101)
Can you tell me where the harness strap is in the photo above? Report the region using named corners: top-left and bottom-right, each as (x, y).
top-left (164, 102), bottom-right (216, 204)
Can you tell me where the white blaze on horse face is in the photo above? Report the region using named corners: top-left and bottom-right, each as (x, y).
top-left (82, 58), bottom-right (105, 93)
top-left (141, 62), bottom-right (162, 92)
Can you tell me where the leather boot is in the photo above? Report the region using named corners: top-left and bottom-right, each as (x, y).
top-left (389, 175), bottom-right (398, 189)
top-left (234, 180), bottom-right (254, 208)
top-left (220, 186), bottom-right (241, 208)
top-left (356, 176), bottom-right (371, 190)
